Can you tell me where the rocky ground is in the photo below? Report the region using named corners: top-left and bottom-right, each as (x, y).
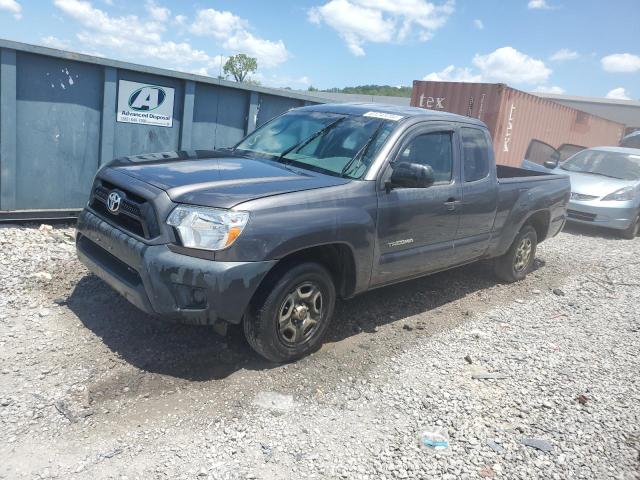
top-left (0, 222), bottom-right (639, 480)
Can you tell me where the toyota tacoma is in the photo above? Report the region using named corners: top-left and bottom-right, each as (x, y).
top-left (76, 103), bottom-right (570, 362)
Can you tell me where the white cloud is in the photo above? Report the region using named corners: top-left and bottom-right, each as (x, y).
top-left (40, 36), bottom-right (71, 50)
top-left (0, 0), bottom-right (22, 19)
top-left (189, 8), bottom-right (289, 68)
top-left (528, 0), bottom-right (551, 9)
top-left (423, 65), bottom-right (482, 82)
top-left (253, 72), bottom-right (313, 89)
top-left (189, 67), bottom-right (212, 77)
top-left (601, 53), bottom-right (640, 73)
top-left (222, 32), bottom-right (289, 68)
top-left (40, 35), bottom-right (105, 57)
top-left (605, 87), bottom-right (631, 100)
top-left (51, 0), bottom-right (286, 75)
top-left (472, 46), bottom-right (551, 84)
top-left (473, 19), bottom-right (484, 30)
top-left (423, 46), bottom-right (552, 86)
top-left (549, 48), bottom-right (578, 62)
top-left (533, 85), bottom-right (565, 94)
top-left (53, 0), bottom-right (164, 45)
top-left (191, 9), bottom-right (248, 38)
top-left (145, 0), bottom-right (170, 23)
top-left (308, 0), bottom-right (454, 56)
top-left (308, 0), bottom-right (392, 56)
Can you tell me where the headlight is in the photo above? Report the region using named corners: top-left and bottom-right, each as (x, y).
top-left (602, 186), bottom-right (635, 201)
top-left (167, 205), bottom-right (249, 251)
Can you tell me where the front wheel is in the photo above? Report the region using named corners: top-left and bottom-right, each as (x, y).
top-left (244, 262), bottom-right (336, 363)
top-left (494, 225), bottom-right (538, 283)
top-left (620, 215), bottom-right (639, 240)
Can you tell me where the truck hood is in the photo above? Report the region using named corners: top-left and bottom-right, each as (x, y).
top-left (559, 169), bottom-right (638, 198)
top-left (108, 150), bottom-right (350, 209)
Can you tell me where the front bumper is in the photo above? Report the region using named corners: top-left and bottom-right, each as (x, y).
top-left (566, 200), bottom-right (637, 230)
top-left (76, 209), bottom-right (276, 325)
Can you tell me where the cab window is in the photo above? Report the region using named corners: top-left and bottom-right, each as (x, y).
top-left (462, 128), bottom-right (491, 182)
top-left (396, 131), bottom-right (453, 183)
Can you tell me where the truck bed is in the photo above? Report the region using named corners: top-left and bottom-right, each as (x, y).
top-left (497, 164), bottom-right (565, 183)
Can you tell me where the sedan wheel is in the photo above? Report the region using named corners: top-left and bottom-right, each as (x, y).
top-left (621, 215), bottom-right (640, 240)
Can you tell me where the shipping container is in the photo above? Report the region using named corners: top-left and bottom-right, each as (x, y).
top-left (411, 81), bottom-right (626, 167)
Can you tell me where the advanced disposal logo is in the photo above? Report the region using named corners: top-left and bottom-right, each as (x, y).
top-left (117, 80), bottom-right (175, 127)
top-left (128, 86), bottom-right (167, 111)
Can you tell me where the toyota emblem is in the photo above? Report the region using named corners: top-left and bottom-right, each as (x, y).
top-left (107, 191), bottom-right (122, 214)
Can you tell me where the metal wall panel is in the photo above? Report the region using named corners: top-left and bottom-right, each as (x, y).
top-left (0, 39), bottom-right (324, 214)
top-left (191, 83), bottom-right (249, 150)
top-left (256, 94), bottom-right (305, 127)
top-left (113, 69), bottom-right (184, 158)
top-left (15, 52), bottom-right (103, 209)
top-left (0, 48), bottom-right (17, 210)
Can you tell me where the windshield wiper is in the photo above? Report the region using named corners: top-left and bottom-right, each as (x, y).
top-left (340, 122), bottom-right (384, 178)
top-left (275, 117), bottom-right (346, 164)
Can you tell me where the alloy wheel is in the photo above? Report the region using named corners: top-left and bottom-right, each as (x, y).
top-left (514, 237), bottom-right (533, 272)
top-left (277, 282), bottom-right (323, 345)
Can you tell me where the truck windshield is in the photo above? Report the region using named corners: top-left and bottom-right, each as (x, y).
top-left (234, 111), bottom-right (395, 178)
top-left (560, 150), bottom-right (640, 181)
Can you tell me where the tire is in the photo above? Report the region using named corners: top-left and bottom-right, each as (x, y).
top-left (244, 262), bottom-right (336, 363)
top-left (620, 215), bottom-right (639, 240)
top-left (494, 225), bottom-right (537, 283)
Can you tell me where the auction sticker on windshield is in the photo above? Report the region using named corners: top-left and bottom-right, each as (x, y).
top-left (363, 111), bottom-right (403, 121)
top-left (117, 80), bottom-right (175, 127)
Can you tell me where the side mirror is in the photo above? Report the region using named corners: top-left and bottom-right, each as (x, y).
top-left (543, 160), bottom-right (558, 169)
top-left (387, 162), bottom-right (435, 190)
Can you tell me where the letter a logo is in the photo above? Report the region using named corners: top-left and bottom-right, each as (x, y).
top-left (128, 86), bottom-right (166, 111)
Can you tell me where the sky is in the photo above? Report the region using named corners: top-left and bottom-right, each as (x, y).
top-left (0, 0), bottom-right (639, 99)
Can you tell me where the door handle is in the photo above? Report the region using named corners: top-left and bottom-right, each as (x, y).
top-left (444, 198), bottom-right (459, 211)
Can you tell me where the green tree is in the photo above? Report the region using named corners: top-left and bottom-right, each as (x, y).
top-left (223, 54), bottom-right (258, 83)
top-left (321, 85), bottom-right (412, 97)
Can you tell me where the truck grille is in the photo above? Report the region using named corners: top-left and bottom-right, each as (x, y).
top-left (89, 181), bottom-right (159, 239)
top-left (567, 209), bottom-right (597, 222)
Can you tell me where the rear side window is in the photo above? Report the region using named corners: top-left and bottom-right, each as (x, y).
top-left (461, 128), bottom-right (491, 182)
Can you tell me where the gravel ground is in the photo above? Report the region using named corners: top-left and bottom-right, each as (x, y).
top-left (0, 222), bottom-right (639, 479)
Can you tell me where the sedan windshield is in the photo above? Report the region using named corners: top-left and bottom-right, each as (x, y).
top-left (560, 149), bottom-right (640, 181)
top-left (234, 110), bottom-right (395, 178)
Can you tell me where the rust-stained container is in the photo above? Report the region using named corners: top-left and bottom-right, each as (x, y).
top-left (411, 81), bottom-right (626, 167)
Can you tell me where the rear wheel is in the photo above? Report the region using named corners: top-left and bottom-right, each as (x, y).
top-left (495, 225), bottom-right (537, 283)
top-left (244, 262), bottom-right (336, 363)
top-left (620, 215), bottom-right (639, 240)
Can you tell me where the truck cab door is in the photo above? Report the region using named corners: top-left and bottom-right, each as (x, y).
top-left (454, 127), bottom-right (498, 263)
top-left (372, 124), bottom-right (462, 286)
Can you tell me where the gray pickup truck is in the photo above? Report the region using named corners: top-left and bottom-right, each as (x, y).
top-left (76, 103), bottom-right (570, 362)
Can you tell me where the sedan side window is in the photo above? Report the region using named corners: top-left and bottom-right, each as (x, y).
top-left (396, 131), bottom-right (453, 183)
top-left (461, 128), bottom-right (491, 182)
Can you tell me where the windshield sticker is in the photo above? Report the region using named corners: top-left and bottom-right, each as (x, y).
top-left (363, 111), bottom-right (403, 121)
